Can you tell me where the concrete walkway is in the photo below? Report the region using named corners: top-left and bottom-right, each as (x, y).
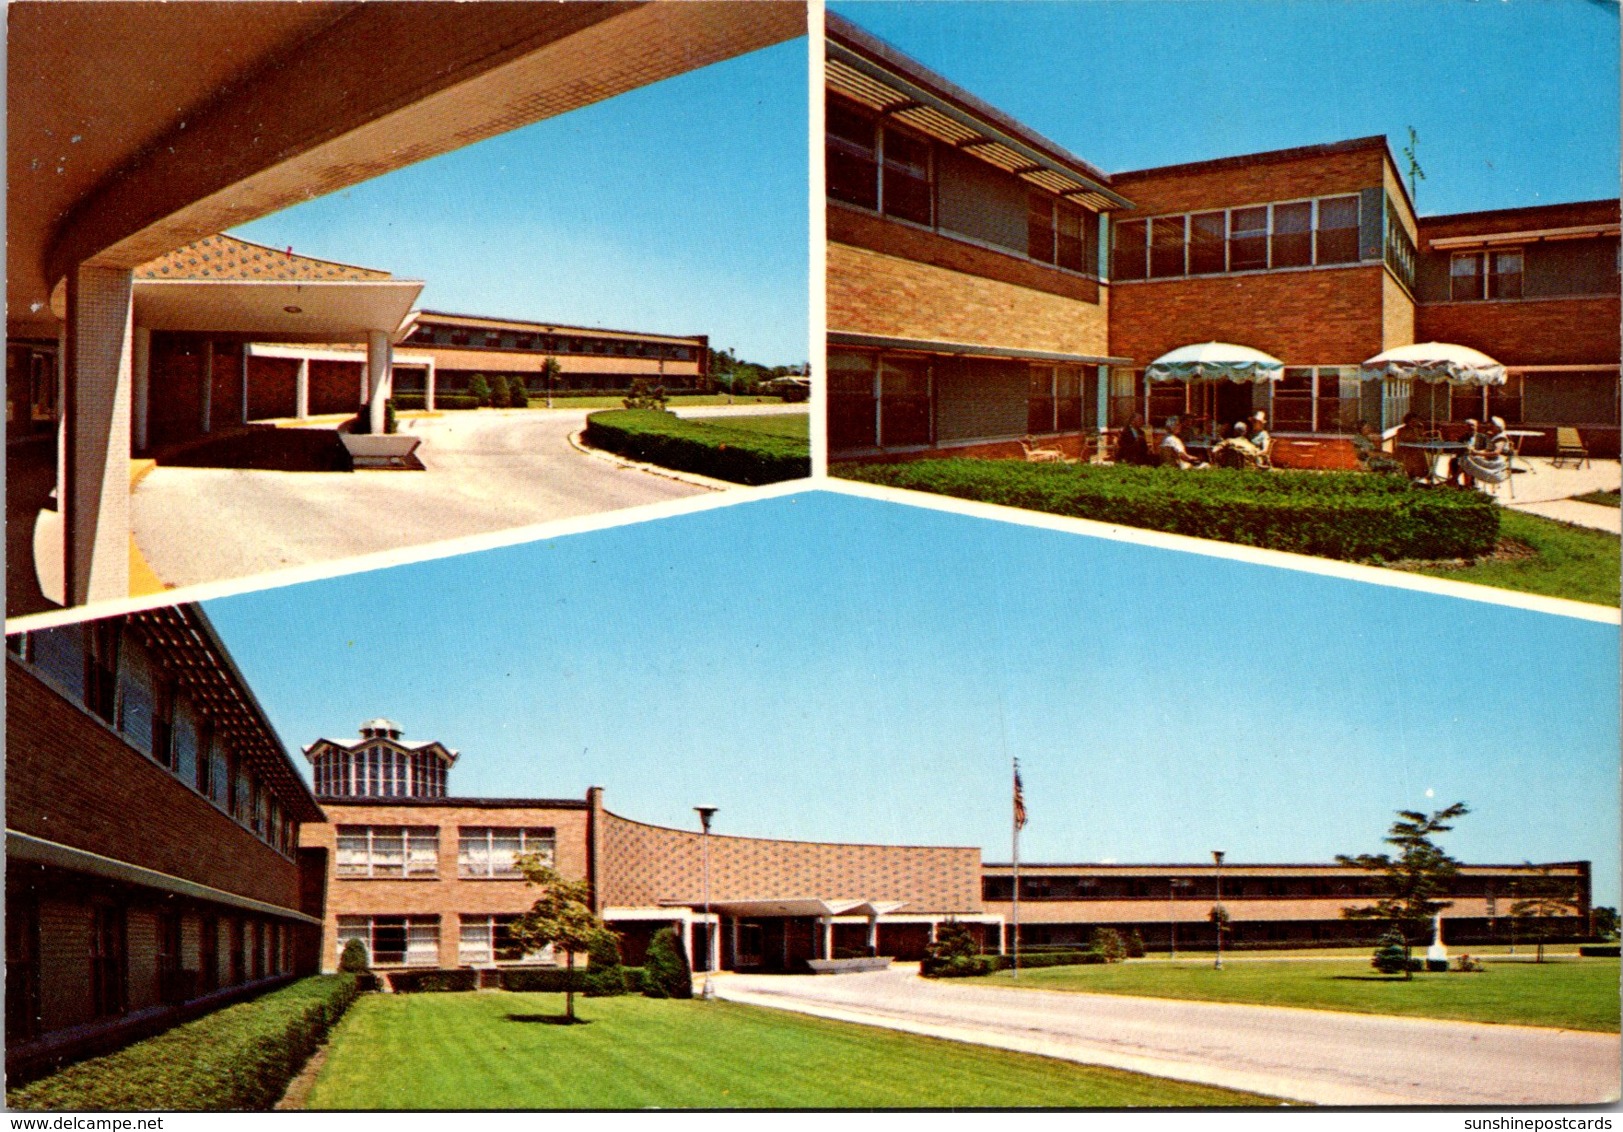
top-left (131, 410), bottom-right (708, 588)
top-left (1494, 457), bottom-right (1621, 533)
top-left (715, 967), bottom-right (1620, 1107)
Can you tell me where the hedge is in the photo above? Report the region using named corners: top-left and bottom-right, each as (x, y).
top-left (1580, 944), bottom-right (1621, 958)
top-left (7, 975), bottom-right (359, 1112)
top-left (385, 968), bottom-right (480, 993)
top-left (585, 409), bottom-right (809, 485)
top-left (838, 460), bottom-right (1500, 562)
top-left (498, 966), bottom-right (645, 994)
top-left (922, 949), bottom-right (1105, 978)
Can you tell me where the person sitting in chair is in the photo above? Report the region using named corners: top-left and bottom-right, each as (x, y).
top-left (1159, 417), bottom-right (1205, 469)
top-left (1211, 421), bottom-right (1263, 468)
top-left (1116, 412), bottom-right (1153, 466)
top-left (1248, 410), bottom-right (1272, 461)
top-left (1461, 417), bottom-right (1510, 487)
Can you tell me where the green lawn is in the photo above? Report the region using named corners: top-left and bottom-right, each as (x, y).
top-left (1398, 508), bottom-right (1620, 607)
top-left (983, 957), bottom-right (1620, 1032)
top-left (303, 992), bottom-right (1281, 1109)
top-left (1572, 489), bottom-right (1621, 507)
top-left (537, 394), bottom-right (789, 409)
top-left (692, 412), bottom-right (808, 440)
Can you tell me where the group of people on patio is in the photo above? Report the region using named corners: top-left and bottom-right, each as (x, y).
top-left (1392, 412), bottom-right (1513, 488)
top-left (1115, 411), bottom-right (1273, 470)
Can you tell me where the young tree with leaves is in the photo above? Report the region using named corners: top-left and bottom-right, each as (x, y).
top-left (509, 856), bottom-right (615, 1022)
top-left (1509, 864), bottom-right (1583, 963)
top-left (1337, 802), bottom-right (1469, 979)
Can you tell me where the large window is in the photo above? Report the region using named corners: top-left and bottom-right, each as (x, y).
top-left (1189, 211), bottom-right (1226, 274)
top-left (1450, 250), bottom-right (1523, 301)
top-left (91, 905), bottom-right (127, 1018)
top-left (879, 356), bottom-right (932, 447)
top-left (1028, 365), bottom-right (1084, 434)
top-left (1112, 219), bottom-right (1148, 281)
top-left (458, 827), bottom-right (555, 879)
top-left (882, 126), bottom-right (933, 226)
top-left (1316, 195), bottom-right (1360, 264)
top-left (825, 97), bottom-right (932, 224)
top-left (337, 826), bottom-right (439, 878)
top-left (1150, 216), bottom-right (1187, 278)
top-left (1228, 206), bottom-right (1270, 271)
top-left (1271, 201), bottom-right (1313, 268)
top-left (1029, 194), bottom-right (1090, 273)
top-left (1113, 194), bottom-right (1365, 280)
top-left (828, 351), bottom-right (878, 451)
top-left (459, 914), bottom-right (534, 964)
top-left (337, 915), bottom-right (439, 967)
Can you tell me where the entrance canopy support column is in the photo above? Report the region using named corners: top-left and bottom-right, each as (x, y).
top-left (132, 327), bottom-right (151, 453)
top-left (822, 917), bottom-right (834, 961)
top-left (366, 330), bottom-right (390, 434)
top-left (199, 340), bottom-right (214, 436)
top-left (295, 359), bottom-right (310, 420)
top-left (424, 360), bottom-right (437, 412)
top-left (62, 265), bottom-right (134, 606)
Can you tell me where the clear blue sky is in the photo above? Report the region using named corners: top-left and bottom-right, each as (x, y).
top-left (232, 38), bottom-right (807, 367)
top-left (203, 490), bottom-right (1621, 904)
top-left (833, 0), bottom-right (1620, 215)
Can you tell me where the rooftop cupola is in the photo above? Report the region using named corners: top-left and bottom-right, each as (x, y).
top-left (304, 720), bottom-right (458, 799)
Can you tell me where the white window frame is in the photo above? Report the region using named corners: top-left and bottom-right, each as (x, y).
top-left (1117, 193), bottom-right (1364, 280)
top-left (458, 914), bottom-right (548, 966)
top-left (336, 825), bottom-right (440, 878)
top-left (337, 915), bottom-right (439, 967)
top-left (457, 827), bottom-right (556, 879)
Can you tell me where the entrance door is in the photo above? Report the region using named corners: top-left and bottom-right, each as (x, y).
top-left (734, 921), bottom-right (763, 969)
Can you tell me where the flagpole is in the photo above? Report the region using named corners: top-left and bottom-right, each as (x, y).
top-left (1012, 758), bottom-right (1021, 980)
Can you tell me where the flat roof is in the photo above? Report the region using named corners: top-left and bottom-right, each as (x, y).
top-left (983, 861), bottom-right (1588, 874)
top-left (410, 309), bottom-right (706, 346)
top-left (316, 796), bottom-right (589, 811)
top-left (1113, 135), bottom-right (1394, 184)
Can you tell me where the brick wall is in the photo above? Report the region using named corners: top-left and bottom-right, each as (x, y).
top-left (1113, 145), bottom-right (1385, 217)
top-left (300, 801), bottom-right (591, 969)
top-left (1382, 272), bottom-right (1415, 350)
top-left (1110, 266), bottom-right (1389, 365)
top-left (1417, 296), bottom-right (1621, 366)
top-left (7, 663), bottom-right (303, 911)
top-left (597, 810), bottom-right (983, 914)
top-left (246, 356), bottom-right (299, 420)
top-left (308, 359), bottom-right (362, 416)
top-left (829, 242), bottom-right (1110, 357)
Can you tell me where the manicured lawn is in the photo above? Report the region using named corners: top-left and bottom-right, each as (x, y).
top-left (539, 394), bottom-right (789, 409)
top-left (303, 992), bottom-right (1281, 1109)
top-left (693, 412), bottom-right (808, 440)
top-left (1399, 508), bottom-right (1620, 607)
top-left (983, 957), bottom-right (1620, 1032)
top-left (1572, 489), bottom-right (1621, 507)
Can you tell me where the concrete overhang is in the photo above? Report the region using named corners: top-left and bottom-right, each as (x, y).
top-left (661, 898), bottom-right (909, 918)
top-left (130, 279), bottom-right (424, 343)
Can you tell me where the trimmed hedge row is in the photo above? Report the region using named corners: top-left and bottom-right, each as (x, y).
top-left (838, 460), bottom-right (1499, 562)
top-left (385, 969), bottom-right (480, 993)
top-left (1580, 944), bottom-right (1621, 958)
top-left (922, 950), bottom-right (1106, 978)
top-left (585, 409), bottom-right (809, 485)
top-left (497, 966), bottom-right (646, 994)
top-left (7, 975), bottom-right (359, 1112)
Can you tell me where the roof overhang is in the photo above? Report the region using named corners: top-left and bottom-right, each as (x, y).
top-left (1428, 223), bottom-right (1621, 251)
top-left (130, 279), bottom-right (424, 342)
top-left (660, 898), bottom-right (909, 918)
top-left (830, 331), bottom-right (1130, 368)
top-left (826, 20), bottom-right (1130, 213)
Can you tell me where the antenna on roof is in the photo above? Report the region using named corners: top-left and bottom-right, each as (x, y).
top-left (1402, 127), bottom-right (1426, 209)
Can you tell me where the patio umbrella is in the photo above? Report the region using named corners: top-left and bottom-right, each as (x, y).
top-left (1359, 341), bottom-right (1506, 430)
top-left (1144, 342), bottom-right (1284, 435)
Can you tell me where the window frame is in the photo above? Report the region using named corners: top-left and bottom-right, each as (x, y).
top-left (457, 826), bottom-right (557, 879)
top-left (1112, 193), bottom-right (1367, 281)
top-left (336, 825), bottom-right (441, 879)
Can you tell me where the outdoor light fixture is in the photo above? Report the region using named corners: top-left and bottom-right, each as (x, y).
top-left (1212, 850), bottom-right (1226, 970)
top-left (283, 305), bottom-right (303, 314)
top-left (695, 806), bottom-right (717, 1000)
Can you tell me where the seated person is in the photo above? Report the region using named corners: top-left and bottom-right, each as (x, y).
top-left (1352, 420), bottom-right (1403, 474)
top-left (1115, 412), bottom-right (1153, 466)
top-left (1158, 417), bottom-right (1205, 469)
top-left (1248, 410), bottom-right (1272, 460)
top-left (1394, 412), bottom-right (1434, 480)
top-left (1461, 417), bottom-right (1510, 485)
top-left (1211, 422), bottom-right (1263, 468)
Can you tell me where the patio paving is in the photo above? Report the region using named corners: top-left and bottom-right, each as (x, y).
top-left (1490, 457), bottom-right (1621, 533)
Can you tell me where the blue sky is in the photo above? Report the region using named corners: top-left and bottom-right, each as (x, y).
top-left (833, 0), bottom-right (1620, 215)
top-left (232, 38), bottom-right (807, 367)
top-left (203, 490), bottom-right (1622, 904)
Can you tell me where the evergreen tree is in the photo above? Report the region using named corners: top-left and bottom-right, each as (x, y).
top-left (1372, 928), bottom-right (1412, 975)
top-left (468, 374), bottom-right (491, 407)
top-left (643, 926), bottom-right (693, 999)
top-left (491, 374), bottom-right (511, 408)
top-left (1339, 802), bottom-right (1469, 979)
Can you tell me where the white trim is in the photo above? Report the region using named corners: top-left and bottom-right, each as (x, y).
top-left (1430, 223), bottom-right (1620, 250)
top-left (245, 343), bottom-right (434, 366)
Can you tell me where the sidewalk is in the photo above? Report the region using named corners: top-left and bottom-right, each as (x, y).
top-left (1493, 457), bottom-right (1620, 533)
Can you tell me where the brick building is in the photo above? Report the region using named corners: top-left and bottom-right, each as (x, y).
top-left (825, 14), bottom-right (1620, 466)
top-left (984, 861), bottom-right (1594, 952)
top-left (5, 606), bottom-right (326, 1081)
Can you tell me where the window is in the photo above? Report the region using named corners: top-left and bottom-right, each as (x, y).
top-left (336, 826), bottom-right (439, 878)
top-left (1189, 211), bottom-right (1226, 274)
top-left (1028, 192), bottom-right (1055, 264)
top-left (1450, 253), bottom-right (1483, 301)
top-left (91, 905), bottom-right (127, 1018)
top-left (826, 96), bottom-right (878, 210)
top-left (879, 355), bottom-right (931, 447)
top-left (459, 914), bottom-right (533, 964)
top-left (1271, 201), bottom-right (1312, 268)
top-left (173, 700), bottom-right (199, 787)
top-left (1229, 206), bottom-right (1269, 271)
top-left (1384, 198), bottom-right (1417, 291)
top-left (86, 621), bottom-right (121, 724)
top-left (156, 909), bottom-right (183, 1004)
top-left (338, 915), bottom-right (439, 967)
top-left (1317, 195), bottom-right (1359, 264)
top-left (881, 126), bottom-right (933, 225)
top-left (1111, 219), bottom-right (1147, 281)
top-left (209, 736), bottom-right (231, 810)
top-left (1028, 365), bottom-right (1084, 434)
top-left (115, 642), bottom-right (157, 756)
top-left (828, 350), bottom-right (878, 451)
top-left (1455, 250), bottom-right (1524, 301)
top-left (1149, 216), bottom-right (1186, 278)
top-left (233, 766), bottom-right (254, 824)
top-left (6, 892), bottom-right (41, 1041)
top-left (1028, 366), bottom-right (1056, 434)
top-left (458, 827), bottom-right (555, 878)
top-left (1274, 368), bottom-right (1315, 431)
top-left (200, 916), bottom-right (220, 993)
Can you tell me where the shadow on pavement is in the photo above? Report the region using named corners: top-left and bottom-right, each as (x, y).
top-left (155, 425), bottom-right (353, 472)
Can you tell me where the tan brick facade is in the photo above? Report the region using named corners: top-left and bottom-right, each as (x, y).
top-left (1112, 143), bottom-right (1387, 218)
top-left (597, 810), bottom-right (983, 915)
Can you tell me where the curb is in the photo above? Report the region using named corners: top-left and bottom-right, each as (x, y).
top-left (567, 429), bottom-right (733, 493)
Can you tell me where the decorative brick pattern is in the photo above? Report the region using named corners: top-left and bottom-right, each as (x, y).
top-left (135, 234), bottom-right (392, 282)
top-left (597, 811), bottom-right (982, 914)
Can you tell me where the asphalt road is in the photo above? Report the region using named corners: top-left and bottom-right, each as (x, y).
top-left (716, 967), bottom-right (1621, 1107)
top-left (131, 410), bottom-right (708, 588)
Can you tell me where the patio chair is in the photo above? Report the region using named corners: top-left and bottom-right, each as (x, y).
top-left (1020, 436), bottom-right (1068, 464)
top-left (1553, 428), bottom-right (1590, 470)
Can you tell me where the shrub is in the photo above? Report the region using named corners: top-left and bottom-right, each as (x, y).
top-left (509, 376), bottom-right (529, 409)
top-left (338, 938), bottom-right (370, 974)
top-left (996, 950), bottom-right (1104, 970)
top-left (643, 926), bottom-right (693, 999)
top-left (623, 378), bottom-right (669, 411)
top-left (383, 398), bottom-right (398, 435)
top-left (1091, 928), bottom-right (1127, 964)
top-left (1453, 954), bottom-right (1484, 972)
top-left (583, 934), bottom-right (627, 998)
top-left (434, 394), bottom-right (482, 410)
top-left (393, 393), bottom-right (426, 411)
top-left (385, 968), bottom-right (478, 993)
top-left (1579, 944), bottom-right (1621, 958)
top-left (836, 461), bottom-right (1499, 562)
top-left (491, 374), bottom-right (512, 408)
top-left (467, 374), bottom-right (491, 407)
top-left (7, 975), bottom-right (358, 1112)
top-left (1424, 958), bottom-right (1449, 973)
top-left (585, 409), bottom-right (809, 485)
top-left (1372, 929), bottom-right (1421, 975)
top-left (499, 967), bottom-right (589, 993)
top-left (922, 955), bottom-right (997, 978)
top-left (1125, 929), bottom-right (1147, 959)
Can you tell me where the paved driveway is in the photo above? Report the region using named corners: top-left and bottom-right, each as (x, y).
top-left (716, 967), bottom-right (1620, 1107)
top-left (132, 410), bottom-right (708, 588)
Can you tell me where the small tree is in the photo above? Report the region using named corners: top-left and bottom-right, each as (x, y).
top-left (468, 374), bottom-right (492, 407)
top-left (1509, 864), bottom-right (1583, 963)
top-left (1125, 929), bottom-right (1146, 959)
top-left (490, 374), bottom-right (512, 409)
top-left (509, 857), bottom-right (614, 1022)
top-left (1090, 927), bottom-right (1127, 963)
top-left (643, 926), bottom-right (693, 999)
top-left (1372, 928), bottom-right (1412, 976)
top-left (1208, 903), bottom-right (1231, 944)
top-left (540, 356), bottom-right (562, 408)
top-left (338, 938), bottom-right (370, 974)
top-left (922, 921), bottom-right (987, 976)
top-left (1338, 802), bottom-right (1469, 980)
top-left (1593, 906), bottom-right (1619, 941)
top-left (584, 930), bottom-right (626, 996)
top-left (622, 378), bottom-right (668, 411)
top-left (509, 375), bottom-right (529, 409)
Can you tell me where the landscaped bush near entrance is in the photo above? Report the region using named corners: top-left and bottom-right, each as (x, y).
top-left (386, 968), bottom-right (480, 993)
top-left (837, 460), bottom-right (1499, 562)
top-left (642, 926), bottom-right (694, 999)
top-left (585, 409), bottom-right (810, 485)
top-left (498, 966), bottom-right (646, 994)
top-left (6, 975), bottom-right (359, 1112)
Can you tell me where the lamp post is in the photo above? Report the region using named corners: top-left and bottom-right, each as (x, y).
top-left (695, 806), bottom-right (717, 1000)
top-left (1212, 851), bottom-right (1226, 971)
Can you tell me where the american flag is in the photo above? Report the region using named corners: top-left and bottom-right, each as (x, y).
top-left (1013, 761), bottom-right (1028, 831)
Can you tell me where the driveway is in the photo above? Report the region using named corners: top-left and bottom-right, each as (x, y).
top-left (131, 410), bottom-right (708, 588)
top-left (715, 967), bottom-right (1621, 1107)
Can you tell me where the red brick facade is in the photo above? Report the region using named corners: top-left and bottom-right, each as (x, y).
top-left (1112, 141), bottom-right (1387, 217)
top-left (1418, 296), bottom-right (1621, 368)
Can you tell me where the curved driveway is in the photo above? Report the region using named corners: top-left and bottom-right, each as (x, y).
top-left (716, 967), bottom-right (1621, 1107)
top-left (132, 410), bottom-right (709, 588)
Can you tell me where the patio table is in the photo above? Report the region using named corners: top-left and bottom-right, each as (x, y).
top-left (1399, 441), bottom-right (1467, 486)
top-left (1503, 430), bottom-right (1542, 474)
